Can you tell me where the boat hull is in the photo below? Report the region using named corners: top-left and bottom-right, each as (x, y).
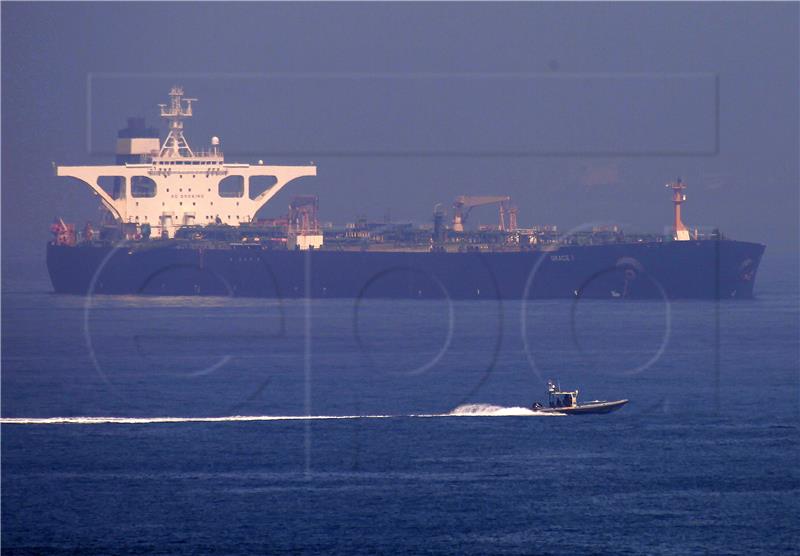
top-left (535, 399), bottom-right (629, 415)
top-left (46, 239), bottom-right (765, 300)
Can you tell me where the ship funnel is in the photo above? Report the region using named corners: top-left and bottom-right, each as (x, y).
top-left (115, 117), bottom-right (160, 162)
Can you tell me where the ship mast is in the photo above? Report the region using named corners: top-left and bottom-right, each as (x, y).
top-left (158, 86), bottom-right (196, 158)
top-left (666, 178), bottom-right (690, 241)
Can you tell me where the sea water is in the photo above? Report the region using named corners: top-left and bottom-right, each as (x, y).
top-left (2, 262), bottom-right (798, 554)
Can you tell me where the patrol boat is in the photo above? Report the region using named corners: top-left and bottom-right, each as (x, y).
top-left (532, 380), bottom-right (628, 414)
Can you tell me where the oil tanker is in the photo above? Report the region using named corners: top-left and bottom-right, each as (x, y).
top-left (47, 88), bottom-right (765, 300)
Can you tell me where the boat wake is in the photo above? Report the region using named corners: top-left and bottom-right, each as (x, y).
top-left (447, 404), bottom-right (564, 417)
top-left (0, 415), bottom-right (391, 425)
top-left (1, 405), bottom-right (563, 425)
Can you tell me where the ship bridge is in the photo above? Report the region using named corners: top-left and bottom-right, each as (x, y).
top-left (56, 87), bottom-right (316, 238)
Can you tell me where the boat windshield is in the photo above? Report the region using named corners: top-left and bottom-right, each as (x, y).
top-left (550, 393), bottom-right (574, 408)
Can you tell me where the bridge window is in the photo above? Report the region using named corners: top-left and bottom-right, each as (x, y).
top-left (97, 176), bottom-right (126, 200)
top-left (131, 176), bottom-right (157, 198)
top-left (249, 176), bottom-right (277, 200)
top-left (219, 175), bottom-right (244, 198)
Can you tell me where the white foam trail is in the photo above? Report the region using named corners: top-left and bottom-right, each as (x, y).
top-left (1, 405), bottom-right (563, 425)
top-left (447, 403), bottom-right (565, 417)
top-left (0, 415), bottom-right (391, 425)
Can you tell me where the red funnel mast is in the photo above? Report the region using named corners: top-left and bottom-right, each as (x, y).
top-left (666, 178), bottom-right (690, 241)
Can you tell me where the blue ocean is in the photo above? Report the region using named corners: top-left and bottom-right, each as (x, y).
top-left (2, 259), bottom-right (798, 555)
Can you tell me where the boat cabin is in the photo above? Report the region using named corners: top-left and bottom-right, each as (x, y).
top-left (547, 380), bottom-right (578, 409)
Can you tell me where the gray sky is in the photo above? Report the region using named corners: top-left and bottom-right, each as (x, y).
top-left (2, 2), bottom-right (798, 285)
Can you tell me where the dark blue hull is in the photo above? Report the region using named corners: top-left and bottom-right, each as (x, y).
top-left (46, 240), bottom-right (765, 300)
top-left (535, 400), bottom-right (629, 414)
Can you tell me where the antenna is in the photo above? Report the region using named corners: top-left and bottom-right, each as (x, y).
top-left (158, 86), bottom-right (196, 158)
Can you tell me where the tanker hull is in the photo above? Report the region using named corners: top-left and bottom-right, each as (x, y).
top-left (47, 240), bottom-right (765, 300)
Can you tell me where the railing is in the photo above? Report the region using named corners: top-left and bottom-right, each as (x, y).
top-left (147, 167), bottom-right (229, 177)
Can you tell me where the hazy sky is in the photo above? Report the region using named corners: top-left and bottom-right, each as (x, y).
top-left (2, 2), bottom-right (798, 285)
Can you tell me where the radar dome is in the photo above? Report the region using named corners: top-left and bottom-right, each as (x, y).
top-left (211, 136), bottom-right (220, 146)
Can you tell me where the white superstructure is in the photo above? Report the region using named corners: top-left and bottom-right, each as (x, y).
top-left (57, 87), bottom-right (316, 238)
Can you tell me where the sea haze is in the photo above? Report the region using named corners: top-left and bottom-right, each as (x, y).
top-left (2, 2), bottom-right (798, 553)
top-left (2, 260), bottom-right (798, 554)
